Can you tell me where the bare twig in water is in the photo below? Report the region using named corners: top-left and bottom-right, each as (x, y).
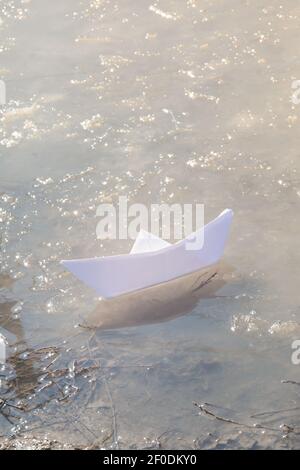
top-left (0, 397), bottom-right (26, 425)
top-left (193, 402), bottom-right (296, 434)
top-left (194, 402), bottom-right (251, 427)
top-left (282, 380), bottom-right (300, 387)
top-left (203, 402), bottom-right (237, 412)
top-left (103, 377), bottom-right (119, 450)
top-left (251, 407), bottom-right (300, 419)
top-left (78, 323), bottom-right (96, 331)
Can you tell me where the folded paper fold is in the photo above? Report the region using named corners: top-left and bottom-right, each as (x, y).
top-left (61, 208), bottom-right (233, 299)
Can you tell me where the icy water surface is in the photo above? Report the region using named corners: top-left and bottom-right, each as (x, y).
top-left (1, 0), bottom-right (300, 449)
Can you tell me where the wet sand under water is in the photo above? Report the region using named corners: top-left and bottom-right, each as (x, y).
top-left (1, 0), bottom-right (300, 449)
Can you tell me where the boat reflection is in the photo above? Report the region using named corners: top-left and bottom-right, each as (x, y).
top-left (86, 263), bottom-right (230, 329)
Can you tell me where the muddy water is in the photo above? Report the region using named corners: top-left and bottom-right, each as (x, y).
top-left (0, 0), bottom-right (300, 449)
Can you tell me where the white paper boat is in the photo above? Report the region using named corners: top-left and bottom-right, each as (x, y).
top-left (61, 208), bottom-right (233, 299)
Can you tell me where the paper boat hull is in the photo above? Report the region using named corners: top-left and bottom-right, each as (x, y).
top-left (61, 209), bottom-right (233, 299)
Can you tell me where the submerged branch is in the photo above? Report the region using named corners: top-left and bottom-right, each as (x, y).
top-left (193, 402), bottom-right (300, 435)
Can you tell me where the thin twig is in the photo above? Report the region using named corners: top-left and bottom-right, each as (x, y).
top-left (251, 407), bottom-right (300, 419)
top-left (193, 402), bottom-right (284, 433)
top-left (282, 380), bottom-right (300, 387)
top-left (103, 377), bottom-right (119, 450)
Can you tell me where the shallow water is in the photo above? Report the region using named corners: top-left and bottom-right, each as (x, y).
top-left (0, 0), bottom-right (300, 449)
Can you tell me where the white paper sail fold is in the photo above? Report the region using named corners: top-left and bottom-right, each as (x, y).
top-left (61, 208), bottom-right (233, 299)
top-left (130, 229), bottom-right (171, 254)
